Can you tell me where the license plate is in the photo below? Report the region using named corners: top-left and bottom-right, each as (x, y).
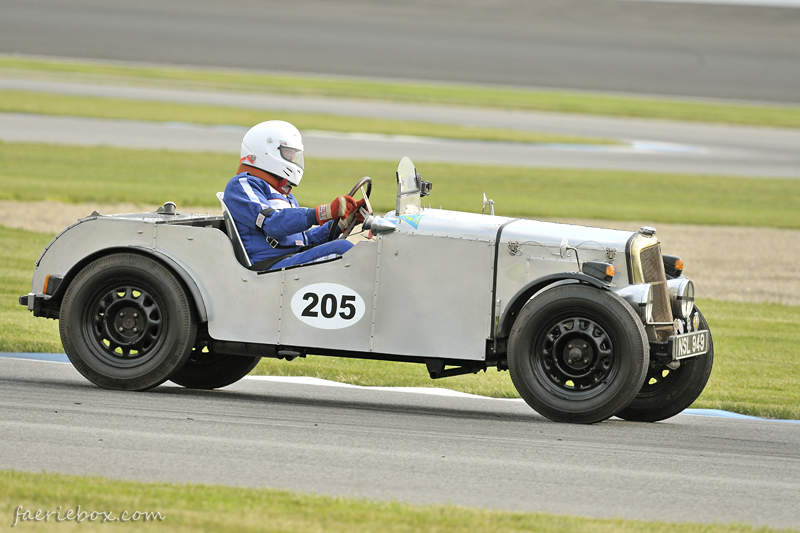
top-left (672, 330), bottom-right (710, 359)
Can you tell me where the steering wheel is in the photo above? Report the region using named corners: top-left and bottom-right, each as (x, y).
top-left (329, 177), bottom-right (373, 241)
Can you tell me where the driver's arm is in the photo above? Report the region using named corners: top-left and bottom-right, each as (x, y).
top-left (260, 196), bottom-right (351, 242)
top-left (259, 195), bottom-right (353, 243)
top-left (257, 206), bottom-right (317, 238)
top-left (256, 200), bottom-right (344, 244)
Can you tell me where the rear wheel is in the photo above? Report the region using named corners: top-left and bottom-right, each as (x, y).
top-left (616, 307), bottom-right (714, 422)
top-left (508, 284), bottom-right (649, 424)
top-left (170, 344), bottom-right (260, 389)
top-left (59, 253), bottom-right (196, 390)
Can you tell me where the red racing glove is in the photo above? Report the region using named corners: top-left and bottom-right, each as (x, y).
top-left (339, 198), bottom-right (368, 231)
top-left (315, 195), bottom-right (357, 225)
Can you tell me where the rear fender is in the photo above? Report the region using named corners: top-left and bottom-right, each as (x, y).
top-left (37, 246), bottom-right (208, 322)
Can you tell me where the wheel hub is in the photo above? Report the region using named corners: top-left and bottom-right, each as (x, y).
top-left (564, 340), bottom-right (593, 371)
top-left (115, 309), bottom-right (144, 338)
top-left (539, 317), bottom-right (615, 393)
top-left (89, 285), bottom-right (164, 365)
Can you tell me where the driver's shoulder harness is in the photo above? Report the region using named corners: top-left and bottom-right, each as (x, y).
top-left (256, 207), bottom-right (305, 249)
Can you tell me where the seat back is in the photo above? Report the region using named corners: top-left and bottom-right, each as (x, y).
top-left (216, 192), bottom-right (252, 268)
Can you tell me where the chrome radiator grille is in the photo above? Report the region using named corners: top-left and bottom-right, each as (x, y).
top-left (639, 244), bottom-right (673, 334)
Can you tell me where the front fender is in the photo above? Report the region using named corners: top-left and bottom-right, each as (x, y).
top-left (496, 273), bottom-right (609, 339)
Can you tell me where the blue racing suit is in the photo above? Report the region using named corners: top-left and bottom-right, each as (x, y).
top-left (223, 172), bottom-right (353, 269)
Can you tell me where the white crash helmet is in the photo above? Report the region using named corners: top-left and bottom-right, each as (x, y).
top-left (240, 120), bottom-right (305, 187)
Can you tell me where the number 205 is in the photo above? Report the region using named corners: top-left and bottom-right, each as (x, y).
top-left (301, 293), bottom-right (357, 320)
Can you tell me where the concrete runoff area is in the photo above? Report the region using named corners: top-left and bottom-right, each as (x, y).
top-left (2, 112), bottom-right (800, 179)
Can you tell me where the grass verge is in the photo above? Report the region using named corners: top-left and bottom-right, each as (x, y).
top-left (3, 222), bottom-right (799, 420)
top-left (0, 225), bottom-right (61, 353)
top-left (0, 90), bottom-right (613, 145)
top-left (2, 55), bottom-right (800, 128)
top-left (1, 470), bottom-right (791, 533)
top-left (2, 141), bottom-right (800, 229)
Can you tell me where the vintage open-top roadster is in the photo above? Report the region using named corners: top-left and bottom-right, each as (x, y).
top-left (21, 157), bottom-right (712, 424)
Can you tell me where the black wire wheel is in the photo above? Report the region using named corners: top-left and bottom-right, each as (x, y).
top-left (616, 307), bottom-right (714, 422)
top-left (169, 343), bottom-right (261, 389)
top-left (59, 253), bottom-right (196, 391)
top-left (508, 284), bottom-right (649, 424)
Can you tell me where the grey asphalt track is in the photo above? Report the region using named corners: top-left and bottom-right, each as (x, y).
top-left (1, 0), bottom-right (799, 103)
top-left (2, 357), bottom-right (799, 529)
top-left (3, 78), bottom-right (800, 178)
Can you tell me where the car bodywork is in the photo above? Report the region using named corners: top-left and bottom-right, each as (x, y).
top-left (21, 157), bottom-right (711, 423)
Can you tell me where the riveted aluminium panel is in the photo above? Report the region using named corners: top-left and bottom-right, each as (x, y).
top-left (493, 219), bottom-right (636, 329)
top-left (277, 240), bottom-right (379, 353)
top-left (152, 222), bottom-right (284, 345)
top-left (371, 232), bottom-right (495, 361)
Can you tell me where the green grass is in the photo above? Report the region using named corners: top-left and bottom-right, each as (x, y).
top-left (3, 223), bottom-right (799, 420)
top-left (2, 55), bottom-right (800, 128)
top-left (0, 225), bottom-right (61, 353)
top-left (2, 141), bottom-right (800, 229)
top-left (0, 90), bottom-right (614, 145)
top-left (694, 300), bottom-right (800, 420)
top-left (1, 470), bottom-right (791, 533)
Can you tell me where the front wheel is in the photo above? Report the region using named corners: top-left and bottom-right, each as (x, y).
top-left (508, 284), bottom-right (649, 424)
top-left (170, 344), bottom-right (260, 389)
top-left (616, 307), bottom-right (714, 422)
top-left (59, 253), bottom-right (196, 391)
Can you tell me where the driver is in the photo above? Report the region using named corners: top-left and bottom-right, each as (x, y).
top-left (223, 120), bottom-right (363, 270)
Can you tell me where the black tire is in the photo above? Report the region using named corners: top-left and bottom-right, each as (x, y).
top-left (508, 284), bottom-right (649, 424)
top-left (59, 253), bottom-right (196, 391)
top-left (170, 344), bottom-right (260, 389)
top-left (616, 307), bottom-right (714, 422)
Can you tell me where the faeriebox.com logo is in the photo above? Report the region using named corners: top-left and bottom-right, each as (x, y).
top-left (11, 505), bottom-right (166, 526)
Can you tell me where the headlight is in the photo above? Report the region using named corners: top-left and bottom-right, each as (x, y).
top-left (614, 284), bottom-right (653, 324)
top-left (667, 279), bottom-right (695, 319)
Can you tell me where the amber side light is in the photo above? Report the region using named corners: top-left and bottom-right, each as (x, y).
top-left (43, 275), bottom-right (51, 294)
top-left (662, 255), bottom-right (684, 278)
top-left (581, 261), bottom-right (615, 283)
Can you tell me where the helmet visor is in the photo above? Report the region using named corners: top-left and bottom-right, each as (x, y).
top-left (279, 146), bottom-right (304, 169)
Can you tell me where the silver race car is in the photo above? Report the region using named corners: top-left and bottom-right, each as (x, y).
top-left (21, 157), bottom-right (712, 424)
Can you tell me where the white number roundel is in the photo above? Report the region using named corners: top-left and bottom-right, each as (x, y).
top-left (290, 283), bottom-right (366, 330)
